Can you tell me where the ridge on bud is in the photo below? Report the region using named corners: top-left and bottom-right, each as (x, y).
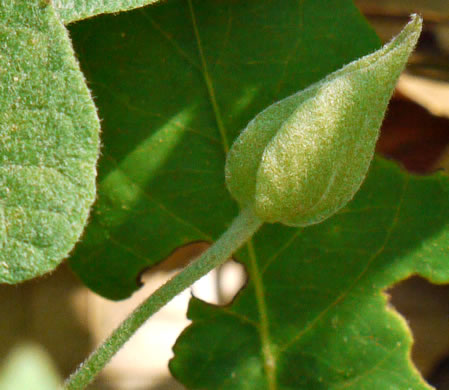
top-left (225, 15), bottom-right (422, 227)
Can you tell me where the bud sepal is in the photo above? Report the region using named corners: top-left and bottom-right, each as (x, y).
top-left (225, 15), bottom-right (422, 227)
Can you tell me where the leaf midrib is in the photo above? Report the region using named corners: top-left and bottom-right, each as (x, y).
top-left (187, 2), bottom-right (277, 388)
top-left (247, 239), bottom-right (277, 390)
top-left (187, 0), bottom-right (229, 154)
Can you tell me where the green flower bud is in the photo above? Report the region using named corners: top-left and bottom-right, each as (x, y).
top-left (225, 15), bottom-right (422, 227)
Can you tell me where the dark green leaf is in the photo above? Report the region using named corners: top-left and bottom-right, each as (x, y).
top-left (68, 0), bottom-right (380, 299)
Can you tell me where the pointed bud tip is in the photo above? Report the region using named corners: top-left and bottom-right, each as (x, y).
top-left (393, 13), bottom-right (422, 48)
top-left (404, 13), bottom-right (423, 38)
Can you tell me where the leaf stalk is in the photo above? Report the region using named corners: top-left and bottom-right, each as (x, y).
top-left (64, 207), bottom-right (263, 389)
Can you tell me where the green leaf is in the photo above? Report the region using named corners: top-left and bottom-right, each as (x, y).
top-left (0, 1), bottom-right (99, 283)
top-left (53, 0), bottom-right (160, 24)
top-left (171, 158), bottom-right (448, 389)
top-left (68, 0), bottom-right (380, 299)
top-left (0, 344), bottom-right (61, 390)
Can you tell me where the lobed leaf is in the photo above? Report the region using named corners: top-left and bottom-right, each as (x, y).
top-left (171, 158), bottom-right (448, 389)
top-left (0, 0), bottom-right (99, 283)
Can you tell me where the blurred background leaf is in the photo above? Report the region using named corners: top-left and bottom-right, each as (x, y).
top-left (0, 343), bottom-right (61, 390)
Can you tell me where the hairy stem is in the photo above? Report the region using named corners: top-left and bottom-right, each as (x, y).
top-left (64, 207), bottom-right (263, 390)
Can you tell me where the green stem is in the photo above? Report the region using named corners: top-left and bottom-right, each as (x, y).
top-left (64, 207), bottom-right (263, 390)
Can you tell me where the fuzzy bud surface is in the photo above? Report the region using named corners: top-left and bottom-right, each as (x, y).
top-left (225, 15), bottom-right (422, 227)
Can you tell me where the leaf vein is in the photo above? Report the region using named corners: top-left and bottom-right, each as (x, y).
top-left (103, 153), bottom-right (212, 240)
top-left (188, 0), bottom-right (229, 154)
top-left (279, 175), bottom-right (410, 353)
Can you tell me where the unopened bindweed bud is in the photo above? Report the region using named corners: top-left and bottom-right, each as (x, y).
top-left (225, 15), bottom-right (422, 227)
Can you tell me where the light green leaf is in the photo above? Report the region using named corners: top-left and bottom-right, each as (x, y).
top-left (53, 0), bottom-right (160, 24)
top-left (68, 0), bottom-right (380, 299)
top-left (0, 344), bottom-right (61, 390)
top-left (0, 0), bottom-right (99, 283)
top-left (171, 158), bottom-right (447, 389)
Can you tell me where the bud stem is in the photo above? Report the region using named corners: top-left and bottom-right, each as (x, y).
top-left (64, 207), bottom-right (263, 390)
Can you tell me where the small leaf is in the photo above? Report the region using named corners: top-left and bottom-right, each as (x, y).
top-left (0, 0), bottom-right (100, 283)
top-left (53, 0), bottom-right (161, 24)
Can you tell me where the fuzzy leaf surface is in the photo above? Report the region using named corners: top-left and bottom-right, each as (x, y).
top-left (53, 0), bottom-right (160, 25)
top-left (68, 0), bottom-right (380, 299)
top-left (0, 0), bottom-right (99, 283)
